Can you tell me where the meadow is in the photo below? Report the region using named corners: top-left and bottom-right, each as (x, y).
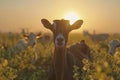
top-left (0, 32), bottom-right (120, 80)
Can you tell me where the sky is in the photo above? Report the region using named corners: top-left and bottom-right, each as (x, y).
top-left (0, 0), bottom-right (120, 33)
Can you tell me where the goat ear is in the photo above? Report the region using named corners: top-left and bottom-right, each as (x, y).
top-left (41, 19), bottom-right (53, 31)
top-left (70, 20), bottom-right (83, 31)
top-left (23, 34), bottom-right (28, 39)
top-left (80, 40), bottom-right (85, 44)
top-left (36, 32), bottom-right (42, 39)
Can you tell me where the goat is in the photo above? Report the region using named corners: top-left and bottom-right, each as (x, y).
top-left (15, 32), bottom-right (41, 51)
top-left (13, 32), bottom-right (42, 61)
top-left (109, 39), bottom-right (120, 55)
top-left (38, 33), bottom-right (51, 43)
top-left (41, 19), bottom-right (92, 80)
top-left (83, 30), bottom-right (109, 43)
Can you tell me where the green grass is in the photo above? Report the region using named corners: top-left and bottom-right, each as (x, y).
top-left (0, 33), bottom-right (120, 80)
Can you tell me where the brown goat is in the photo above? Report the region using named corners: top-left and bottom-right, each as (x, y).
top-left (41, 19), bottom-right (91, 80)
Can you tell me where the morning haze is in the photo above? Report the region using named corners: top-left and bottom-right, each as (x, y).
top-left (0, 0), bottom-right (120, 33)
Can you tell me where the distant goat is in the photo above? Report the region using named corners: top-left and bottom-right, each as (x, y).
top-left (15, 32), bottom-right (41, 52)
top-left (13, 32), bottom-right (42, 61)
top-left (83, 30), bottom-right (109, 42)
top-left (109, 39), bottom-right (120, 55)
top-left (38, 33), bottom-right (51, 42)
top-left (68, 40), bottom-right (92, 61)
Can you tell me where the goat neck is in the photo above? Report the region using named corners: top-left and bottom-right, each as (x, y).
top-left (54, 45), bottom-right (67, 80)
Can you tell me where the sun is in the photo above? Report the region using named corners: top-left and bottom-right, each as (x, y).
top-left (64, 12), bottom-right (79, 24)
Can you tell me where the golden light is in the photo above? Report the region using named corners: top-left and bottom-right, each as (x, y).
top-left (64, 12), bottom-right (79, 24)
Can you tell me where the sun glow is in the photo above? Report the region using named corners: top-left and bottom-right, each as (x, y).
top-left (64, 12), bottom-right (79, 24)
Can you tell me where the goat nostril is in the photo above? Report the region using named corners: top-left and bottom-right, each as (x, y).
top-left (57, 38), bottom-right (63, 42)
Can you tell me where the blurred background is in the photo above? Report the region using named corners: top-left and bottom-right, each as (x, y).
top-left (0, 0), bottom-right (120, 34)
